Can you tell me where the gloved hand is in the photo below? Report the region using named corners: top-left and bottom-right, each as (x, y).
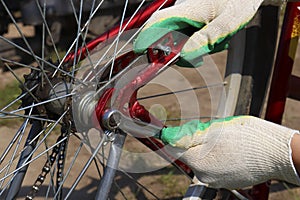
top-left (134, 0), bottom-right (264, 67)
top-left (160, 116), bottom-right (300, 189)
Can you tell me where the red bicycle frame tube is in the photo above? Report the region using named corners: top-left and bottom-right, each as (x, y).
top-left (64, 0), bottom-right (176, 63)
top-left (265, 2), bottom-right (300, 124)
top-left (94, 32), bottom-right (193, 177)
top-left (251, 2), bottom-right (300, 200)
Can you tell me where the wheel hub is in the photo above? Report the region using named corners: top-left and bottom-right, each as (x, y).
top-left (21, 63), bottom-right (72, 120)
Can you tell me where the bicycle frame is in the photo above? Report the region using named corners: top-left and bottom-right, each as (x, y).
top-left (252, 2), bottom-right (300, 200)
top-left (61, 0), bottom-right (300, 199)
top-left (65, 0), bottom-right (195, 177)
top-left (64, 0), bottom-right (176, 63)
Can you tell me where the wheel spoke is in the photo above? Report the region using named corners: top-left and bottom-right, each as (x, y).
top-left (35, 0), bottom-right (62, 64)
top-left (53, 0), bottom-right (106, 77)
top-left (138, 82), bottom-right (226, 101)
top-left (0, 108), bottom-right (32, 188)
top-left (8, 92), bottom-right (74, 114)
top-left (0, 110), bottom-right (67, 180)
top-left (64, 134), bottom-right (107, 199)
top-left (0, 1), bottom-right (43, 67)
top-left (53, 141), bottom-right (84, 199)
top-left (0, 1), bottom-right (234, 199)
top-left (108, 0), bottom-right (129, 81)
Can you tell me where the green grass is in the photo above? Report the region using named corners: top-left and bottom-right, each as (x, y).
top-left (158, 167), bottom-right (189, 197)
top-left (0, 81), bottom-right (21, 109)
top-left (0, 81), bottom-right (23, 126)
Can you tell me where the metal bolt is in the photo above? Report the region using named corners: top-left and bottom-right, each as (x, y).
top-left (155, 44), bottom-right (171, 55)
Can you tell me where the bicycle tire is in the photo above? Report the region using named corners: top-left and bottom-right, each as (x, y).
top-left (228, 5), bottom-right (280, 200)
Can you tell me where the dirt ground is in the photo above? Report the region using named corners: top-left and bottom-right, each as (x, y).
top-left (1, 26), bottom-right (300, 200)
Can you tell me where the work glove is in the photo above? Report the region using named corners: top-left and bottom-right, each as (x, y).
top-left (134, 0), bottom-right (264, 67)
top-left (160, 116), bottom-right (300, 189)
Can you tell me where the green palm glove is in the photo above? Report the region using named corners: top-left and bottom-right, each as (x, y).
top-left (134, 0), bottom-right (264, 67)
top-left (160, 116), bottom-right (300, 189)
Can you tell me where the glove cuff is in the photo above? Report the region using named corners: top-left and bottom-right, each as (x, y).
top-left (243, 117), bottom-right (300, 186)
top-left (286, 132), bottom-right (300, 184)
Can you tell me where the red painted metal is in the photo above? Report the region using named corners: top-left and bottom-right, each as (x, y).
top-left (94, 88), bottom-right (194, 178)
top-left (112, 32), bottom-right (187, 117)
top-left (137, 137), bottom-right (194, 177)
top-left (94, 88), bottom-right (115, 122)
top-left (251, 2), bottom-right (300, 200)
top-left (94, 32), bottom-right (193, 178)
top-left (64, 0), bottom-right (176, 63)
top-left (265, 2), bottom-right (300, 124)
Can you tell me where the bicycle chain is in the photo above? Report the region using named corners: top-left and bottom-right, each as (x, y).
top-left (55, 122), bottom-right (72, 199)
top-left (25, 124), bottom-right (72, 200)
top-left (25, 134), bottom-right (62, 200)
top-left (23, 61), bottom-right (75, 199)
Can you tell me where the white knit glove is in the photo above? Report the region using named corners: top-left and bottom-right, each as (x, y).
top-left (134, 0), bottom-right (264, 67)
top-left (161, 116), bottom-right (300, 189)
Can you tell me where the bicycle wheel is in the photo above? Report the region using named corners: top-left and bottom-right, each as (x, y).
top-left (0, 1), bottom-right (276, 199)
